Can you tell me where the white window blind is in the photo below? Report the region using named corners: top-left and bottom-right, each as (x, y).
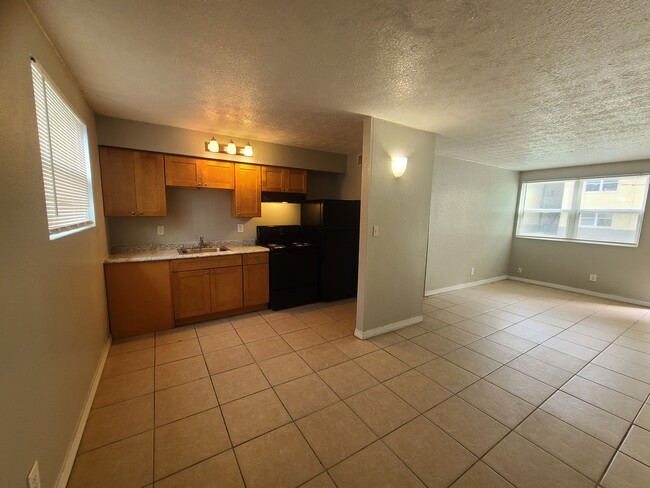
top-left (31, 59), bottom-right (95, 238)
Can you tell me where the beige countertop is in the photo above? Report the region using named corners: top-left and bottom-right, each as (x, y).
top-left (104, 245), bottom-right (269, 264)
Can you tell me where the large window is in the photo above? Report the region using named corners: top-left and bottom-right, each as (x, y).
top-left (31, 59), bottom-right (95, 239)
top-left (516, 174), bottom-right (649, 246)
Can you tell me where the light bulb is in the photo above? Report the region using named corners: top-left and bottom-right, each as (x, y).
top-left (226, 140), bottom-right (237, 155)
top-left (207, 137), bottom-right (219, 152)
top-left (243, 143), bottom-right (253, 157)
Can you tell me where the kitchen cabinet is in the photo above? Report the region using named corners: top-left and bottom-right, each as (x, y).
top-left (171, 255), bottom-right (244, 320)
top-left (104, 261), bottom-right (174, 338)
top-left (232, 163), bottom-right (261, 217)
top-left (99, 147), bottom-right (167, 217)
top-left (165, 155), bottom-right (234, 189)
top-left (261, 166), bottom-right (307, 193)
top-left (243, 253), bottom-right (270, 306)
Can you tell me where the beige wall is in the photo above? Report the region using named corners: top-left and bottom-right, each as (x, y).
top-left (340, 152), bottom-right (363, 200)
top-left (109, 190), bottom-right (301, 246)
top-left (0, 1), bottom-right (110, 487)
top-left (426, 156), bottom-right (519, 292)
top-left (96, 115), bottom-right (347, 173)
top-left (357, 118), bottom-right (436, 336)
top-left (511, 159), bottom-right (650, 303)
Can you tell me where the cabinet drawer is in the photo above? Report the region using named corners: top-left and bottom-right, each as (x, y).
top-left (243, 252), bottom-right (269, 265)
top-left (170, 254), bottom-right (242, 272)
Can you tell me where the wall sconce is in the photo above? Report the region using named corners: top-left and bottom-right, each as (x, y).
top-left (204, 137), bottom-right (254, 157)
top-left (391, 157), bottom-right (408, 178)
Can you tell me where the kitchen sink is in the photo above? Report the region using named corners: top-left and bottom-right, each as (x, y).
top-left (178, 246), bottom-right (230, 254)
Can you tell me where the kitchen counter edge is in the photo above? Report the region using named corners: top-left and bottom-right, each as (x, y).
top-left (104, 246), bottom-right (269, 264)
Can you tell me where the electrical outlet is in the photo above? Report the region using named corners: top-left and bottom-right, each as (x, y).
top-left (157, 226), bottom-right (164, 235)
top-left (470, 267), bottom-right (475, 276)
top-left (237, 224), bottom-right (244, 233)
top-left (589, 274), bottom-right (598, 282)
top-left (372, 225), bottom-right (379, 237)
top-left (27, 461), bottom-right (41, 488)
top-left (517, 267), bottom-right (523, 274)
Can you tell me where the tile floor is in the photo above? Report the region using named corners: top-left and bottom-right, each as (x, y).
top-left (67, 280), bottom-right (650, 488)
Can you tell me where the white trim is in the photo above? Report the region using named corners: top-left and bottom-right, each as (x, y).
top-left (355, 315), bottom-right (423, 339)
top-left (425, 275), bottom-right (509, 297)
top-left (509, 276), bottom-right (650, 308)
top-left (55, 336), bottom-right (112, 488)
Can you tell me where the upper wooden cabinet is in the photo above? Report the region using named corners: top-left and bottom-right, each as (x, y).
top-left (164, 155), bottom-right (234, 189)
top-left (261, 166), bottom-right (307, 193)
top-left (232, 163), bottom-right (261, 217)
top-left (99, 147), bottom-right (167, 217)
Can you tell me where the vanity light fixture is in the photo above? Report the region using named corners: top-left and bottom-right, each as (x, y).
top-left (391, 157), bottom-right (408, 178)
top-left (204, 137), bottom-right (254, 157)
top-left (206, 137), bottom-right (219, 153)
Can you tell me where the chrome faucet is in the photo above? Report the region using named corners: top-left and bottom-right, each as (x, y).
top-left (199, 235), bottom-right (207, 248)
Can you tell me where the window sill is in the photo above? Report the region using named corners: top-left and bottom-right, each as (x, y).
top-left (514, 235), bottom-right (639, 248)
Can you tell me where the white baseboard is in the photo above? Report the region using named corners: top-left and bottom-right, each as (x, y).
top-left (55, 336), bottom-right (112, 488)
top-left (425, 275), bottom-right (509, 297)
top-left (509, 276), bottom-right (650, 308)
top-left (355, 315), bottom-right (424, 339)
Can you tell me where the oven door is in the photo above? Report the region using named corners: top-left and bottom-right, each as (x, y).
top-left (269, 247), bottom-right (319, 291)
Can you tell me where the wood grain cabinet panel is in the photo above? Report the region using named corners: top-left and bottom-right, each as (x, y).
top-left (261, 166), bottom-right (285, 192)
top-left (210, 267), bottom-right (244, 312)
top-left (261, 166), bottom-right (307, 193)
top-left (100, 147), bottom-right (166, 216)
top-left (165, 155), bottom-right (234, 189)
top-left (243, 262), bottom-right (269, 307)
top-left (104, 261), bottom-right (174, 338)
top-left (285, 169), bottom-right (307, 193)
top-left (203, 160), bottom-right (235, 189)
top-left (232, 163), bottom-right (261, 217)
top-left (164, 155), bottom-right (201, 187)
top-left (172, 269), bottom-right (212, 319)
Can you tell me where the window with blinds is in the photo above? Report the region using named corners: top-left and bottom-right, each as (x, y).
top-left (31, 59), bottom-right (95, 239)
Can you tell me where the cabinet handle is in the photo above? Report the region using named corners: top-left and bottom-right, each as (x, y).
top-left (204, 182), bottom-right (208, 186)
top-left (205, 271), bottom-right (209, 275)
top-left (130, 211), bottom-right (136, 215)
top-left (138, 212), bottom-right (144, 215)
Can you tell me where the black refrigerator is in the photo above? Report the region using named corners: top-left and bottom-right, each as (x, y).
top-left (301, 199), bottom-right (361, 301)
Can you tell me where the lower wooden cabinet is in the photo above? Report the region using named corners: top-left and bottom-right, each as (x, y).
top-left (105, 252), bottom-right (270, 337)
top-left (243, 253), bottom-right (269, 306)
top-left (210, 266), bottom-right (244, 312)
top-left (171, 269), bottom-right (212, 319)
top-left (104, 261), bottom-right (174, 339)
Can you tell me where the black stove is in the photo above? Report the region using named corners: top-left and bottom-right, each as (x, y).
top-left (256, 225), bottom-right (319, 310)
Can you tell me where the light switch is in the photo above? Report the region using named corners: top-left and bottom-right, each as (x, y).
top-left (372, 225), bottom-right (379, 237)
top-left (237, 224), bottom-right (244, 233)
top-left (157, 226), bottom-right (164, 235)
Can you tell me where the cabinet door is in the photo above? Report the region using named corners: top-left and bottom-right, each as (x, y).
top-left (232, 163), bottom-right (261, 217)
top-left (105, 261), bottom-right (174, 338)
top-left (134, 152), bottom-right (167, 216)
top-left (243, 263), bottom-right (269, 307)
top-left (165, 155), bottom-right (201, 187)
top-left (210, 266), bottom-right (243, 312)
top-left (172, 269), bottom-right (212, 319)
top-left (261, 166), bottom-right (285, 192)
top-left (285, 169), bottom-right (307, 193)
top-left (99, 147), bottom-right (138, 216)
top-left (203, 160), bottom-right (234, 189)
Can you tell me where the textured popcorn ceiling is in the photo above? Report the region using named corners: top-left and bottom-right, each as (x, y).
top-left (26, 0), bottom-right (650, 170)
